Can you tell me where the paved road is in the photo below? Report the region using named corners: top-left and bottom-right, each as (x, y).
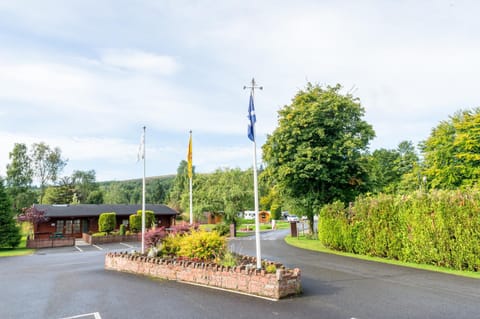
top-left (1, 231), bottom-right (478, 319)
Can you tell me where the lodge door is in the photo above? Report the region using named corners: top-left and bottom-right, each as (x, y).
top-left (82, 219), bottom-right (89, 233)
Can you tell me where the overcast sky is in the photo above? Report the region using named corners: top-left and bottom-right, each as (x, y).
top-left (0, 0), bottom-right (478, 182)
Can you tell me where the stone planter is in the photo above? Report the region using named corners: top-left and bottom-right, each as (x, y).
top-left (105, 252), bottom-right (301, 300)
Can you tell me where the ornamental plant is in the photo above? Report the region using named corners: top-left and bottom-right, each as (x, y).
top-left (98, 212), bottom-right (116, 234)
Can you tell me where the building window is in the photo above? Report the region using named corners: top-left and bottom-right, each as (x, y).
top-left (122, 219), bottom-right (129, 226)
top-left (65, 220), bottom-right (72, 234)
top-left (73, 219), bottom-right (81, 233)
top-left (56, 220), bottom-right (64, 233)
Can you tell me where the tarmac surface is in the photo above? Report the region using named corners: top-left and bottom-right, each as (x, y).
top-left (0, 229), bottom-right (478, 319)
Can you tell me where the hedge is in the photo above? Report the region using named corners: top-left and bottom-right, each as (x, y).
top-left (98, 212), bottom-right (116, 234)
top-left (130, 210), bottom-right (155, 233)
top-left (319, 189), bottom-right (480, 271)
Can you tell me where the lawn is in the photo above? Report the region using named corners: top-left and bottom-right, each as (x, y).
top-left (0, 234), bottom-right (34, 257)
top-left (285, 235), bottom-right (480, 279)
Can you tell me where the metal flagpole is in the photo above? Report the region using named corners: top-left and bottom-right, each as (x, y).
top-left (244, 78), bottom-right (263, 269)
top-left (188, 130), bottom-right (193, 225)
top-left (141, 126), bottom-right (146, 254)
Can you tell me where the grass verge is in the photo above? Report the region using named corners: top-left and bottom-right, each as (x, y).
top-left (0, 235), bottom-right (34, 257)
top-left (285, 235), bottom-right (480, 279)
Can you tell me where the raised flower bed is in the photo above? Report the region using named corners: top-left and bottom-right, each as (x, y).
top-left (105, 252), bottom-right (301, 300)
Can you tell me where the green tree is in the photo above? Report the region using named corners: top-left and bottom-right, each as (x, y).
top-left (0, 178), bottom-right (21, 248)
top-left (5, 143), bottom-right (35, 212)
top-left (421, 108), bottom-right (480, 189)
top-left (194, 168), bottom-right (253, 223)
top-left (262, 84), bottom-right (375, 232)
top-left (43, 176), bottom-right (76, 204)
top-left (367, 141), bottom-right (419, 194)
top-left (72, 170), bottom-right (98, 203)
top-left (86, 190), bottom-right (104, 204)
top-left (31, 142), bottom-right (67, 203)
top-left (168, 160), bottom-right (190, 212)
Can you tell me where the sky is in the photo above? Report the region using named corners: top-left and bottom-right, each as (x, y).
top-left (0, 0), bottom-right (479, 182)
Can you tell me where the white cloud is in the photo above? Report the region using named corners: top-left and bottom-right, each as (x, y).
top-left (100, 49), bottom-right (180, 75)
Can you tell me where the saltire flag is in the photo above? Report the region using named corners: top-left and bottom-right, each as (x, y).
top-left (187, 133), bottom-right (193, 179)
top-left (247, 93), bottom-right (256, 142)
top-left (137, 130), bottom-right (145, 161)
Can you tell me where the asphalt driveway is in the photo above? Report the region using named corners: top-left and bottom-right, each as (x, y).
top-left (0, 230), bottom-right (478, 319)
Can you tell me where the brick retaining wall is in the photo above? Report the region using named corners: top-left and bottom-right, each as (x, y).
top-left (27, 238), bottom-right (75, 249)
top-left (105, 252), bottom-right (301, 300)
top-left (82, 233), bottom-right (140, 245)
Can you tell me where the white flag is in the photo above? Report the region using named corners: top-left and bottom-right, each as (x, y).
top-left (137, 130), bottom-right (145, 161)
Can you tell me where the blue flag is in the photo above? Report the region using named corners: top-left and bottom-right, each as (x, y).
top-left (247, 93), bottom-right (256, 141)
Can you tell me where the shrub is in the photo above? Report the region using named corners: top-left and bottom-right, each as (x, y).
top-left (136, 210), bottom-right (155, 228)
top-left (145, 227), bottom-right (168, 248)
top-left (129, 214), bottom-right (141, 233)
top-left (265, 264), bottom-right (277, 274)
top-left (119, 224), bottom-right (126, 236)
top-left (92, 232), bottom-right (107, 237)
top-left (177, 230), bottom-right (226, 261)
top-left (213, 223), bottom-right (230, 236)
top-left (98, 212), bottom-right (116, 234)
top-left (318, 189), bottom-right (480, 271)
top-left (160, 234), bottom-right (182, 257)
top-left (218, 250), bottom-right (239, 267)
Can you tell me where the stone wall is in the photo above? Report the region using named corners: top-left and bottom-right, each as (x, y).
top-left (105, 252), bottom-right (301, 300)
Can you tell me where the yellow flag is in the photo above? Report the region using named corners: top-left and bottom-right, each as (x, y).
top-left (187, 132), bottom-right (192, 179)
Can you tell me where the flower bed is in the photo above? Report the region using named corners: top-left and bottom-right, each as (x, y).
top-left (105, 252), bottom-right (301, 300)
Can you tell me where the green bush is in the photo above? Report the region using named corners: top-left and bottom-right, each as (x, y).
top-left (136, 210), bottom-right (156, 228)
top-left (160, 234), bottom-right (182, 256)
top-left (129, 214), bottom-right (141, 233)
top-left (119, 224), bottom-right (126, 236)
top-left (130, 210), bottom-right (155, 233)
top-left (319, 189), bottom-right (480, 272)
top-left (213, 223), bottom-right (230, 236)
top-left (92, 232), bottom-right (107, 237)
top-left (98, 212), bottom-right (116, 234)
top-left (177, 230), bottom-right (227, 261)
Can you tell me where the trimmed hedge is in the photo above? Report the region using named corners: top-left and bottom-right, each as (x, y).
top-left (319, 189), bottom-right (480, 271)
top-left (129, 210), bottom-right (155, 233)
top-left (98, 212), bottom-right (116, 234)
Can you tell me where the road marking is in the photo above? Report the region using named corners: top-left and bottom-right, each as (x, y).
top-left (93, 244), bottom-right (103, 250)
top-left (120, 242), bottom-right (134, 248)
top-left (74, 246), bottom-right (83, 252)
top-left (60, 312), bottom-right (102, 319)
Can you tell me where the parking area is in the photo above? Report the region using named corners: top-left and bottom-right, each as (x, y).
top-left (33, 241), bottom-right (141, 255)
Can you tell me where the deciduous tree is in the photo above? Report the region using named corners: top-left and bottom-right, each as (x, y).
top-left (262, 84), bottom-right (375, 232)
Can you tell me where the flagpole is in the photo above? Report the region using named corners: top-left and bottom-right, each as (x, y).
top-left (141, 126), bottom-right (146, 254)
top-left (244, 78), bottom-right (263, 269)
top-left (188, 130), bottom-right (193, 225)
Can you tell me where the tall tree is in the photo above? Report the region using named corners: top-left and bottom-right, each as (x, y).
top-left (421, 108), bottom-right (480, 189)
top-left (167, 160), bottom-right (190, 212)
top-left (5, 143), bottom-right (35, 212)
top-left (43, 176), bottom-right (76, 204)
top-left (31, 142), bottom-right (67, 203)
top-left (0, 178), bottom-right (21, 248)
top-left (367, 141), bottom-right (419, 194)
top-left (71, 170), bottom-right (98, 203)
top-left (262, 84), bottom-right (375, 232)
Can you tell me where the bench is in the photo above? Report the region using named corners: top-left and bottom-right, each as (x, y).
top-left (50, 232), bottom-right (64, 239)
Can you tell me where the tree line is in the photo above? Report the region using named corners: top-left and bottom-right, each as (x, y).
top-left (2, 82), bottom-right (480, 247)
